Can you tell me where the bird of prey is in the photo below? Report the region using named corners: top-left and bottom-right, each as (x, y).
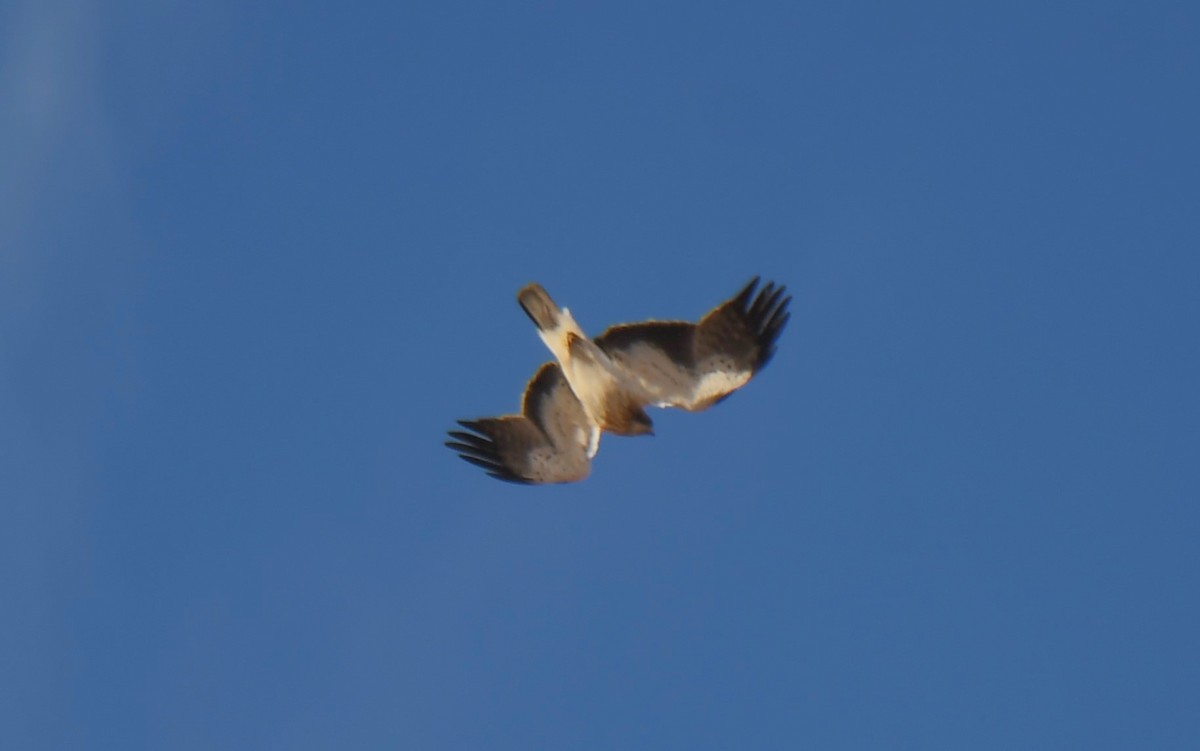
top-left (446, 277), bottom-right (790, 484)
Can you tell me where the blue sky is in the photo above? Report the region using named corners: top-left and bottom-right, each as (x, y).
top-left (3, 0), bottom-right (1198, 748)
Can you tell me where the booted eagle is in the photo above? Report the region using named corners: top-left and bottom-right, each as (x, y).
top-left (446, 277), bottom-right (790, 484)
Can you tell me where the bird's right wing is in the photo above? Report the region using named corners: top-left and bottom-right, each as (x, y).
top-left (446, 362), bottom-right (595, 484)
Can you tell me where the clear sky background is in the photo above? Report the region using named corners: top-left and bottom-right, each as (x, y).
top-left (3, 1), bottom-right (1198, 748)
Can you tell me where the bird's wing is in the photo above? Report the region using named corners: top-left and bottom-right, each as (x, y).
top-left (446, 362), bottom-right (596, 484)
top-left (594, 277), bottom-right (790, 411)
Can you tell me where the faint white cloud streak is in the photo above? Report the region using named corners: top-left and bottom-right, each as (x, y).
top-left (0, 1), bottom-right (135, 747)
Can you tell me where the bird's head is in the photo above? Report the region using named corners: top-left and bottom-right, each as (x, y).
top-left (628, 407), bottom-right (655, 437)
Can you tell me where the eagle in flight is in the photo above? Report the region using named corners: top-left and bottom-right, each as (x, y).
top-left (445, 277), bottom-right (790, 484)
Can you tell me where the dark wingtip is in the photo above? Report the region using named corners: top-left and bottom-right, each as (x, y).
top-left (457, 453), bottom-right (503, 471)
top-left (487, 472), bottom-right (533, 485)
top-left (745, 279), bottom-right (790, 370)
top-left (446, 422), bottom-right (532, 484)
top-left (733, 276), bottom-right (761, 309)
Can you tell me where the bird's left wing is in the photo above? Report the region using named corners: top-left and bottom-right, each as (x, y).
top-left (594, 277), bottom-right (790, 411)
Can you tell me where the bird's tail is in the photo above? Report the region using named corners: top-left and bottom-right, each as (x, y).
top-left (517, 283), bottom-right (561, 331)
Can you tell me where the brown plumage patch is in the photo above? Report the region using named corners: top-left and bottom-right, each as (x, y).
top-left (595, 322), bottom-right (695, 368)
top-left (517, 283), bottom-right (560, 331)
